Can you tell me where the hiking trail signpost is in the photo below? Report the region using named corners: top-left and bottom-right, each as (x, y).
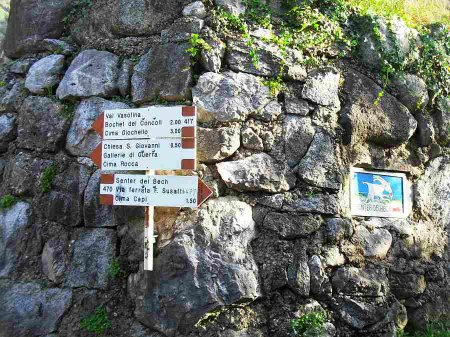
top-left (90, 106), bottom-right (213, 271)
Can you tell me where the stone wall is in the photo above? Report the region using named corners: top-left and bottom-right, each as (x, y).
top-left (0, 1), bottom-right (448, 337)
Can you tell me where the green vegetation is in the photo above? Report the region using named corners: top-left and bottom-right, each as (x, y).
top-left (290, 311), bottom-right (327, 336)
top-left (80, 306), bottom-right (112, 335)
top-left (0, 195), bottom-right (17, 210)
top-left (346, 0), bottom-right (450, 28)
top-left (62, 0), bottom-right (92, 28)
top-left (397, 320), bottom-right (450, 337)
top-left (263, 75), bottom-right (284, 97)
top-left (207, 0), bottom-right (449, 109)
top-left (0, 80), bottom-right (7, 87)
top-left (107, 258), bottom-right (123, 279)
top-left (40, 163), bottom-right (57, 193)
top-left (186, 33), bottom-right (211, 58)
top-left (58, 102), bottom-right (76, 120)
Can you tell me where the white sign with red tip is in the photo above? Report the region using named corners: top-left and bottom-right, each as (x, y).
top-left (92, 106), bottom-right (196, 140)
top-left (90, 138), bottom-right (196, 171)
top-left (99, 174), bottom-right (213, 208)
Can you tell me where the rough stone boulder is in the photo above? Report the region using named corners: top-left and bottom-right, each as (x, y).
top-left (297, 132), bottom-right (342, 190)
top-left (132, 43), bottom-right (192, 103)
top-left (192, 71), bottom-right (271, 122)
top-left (282, 190), bottom-right (340, 215)
top-left (65, 228), bottom-right (117, 290)
top-left (352, 225), bottom-right (392, 259)
top-left (227, 37), bottom-right (306, 80)
top-left (107, 0), bottom-right (190, 37)
top-left (332, 267), bottom-right (388, 297)
top-left (216, 153), bottom-right (296, 192)
top-left (262, 213), bottom-right (321, 239)
top-left (128, 197), bottom-right (260, 336)
top-left (57, 50), bottom-right (120, 100)
top-left (215, 0), bottom-right (246, 15)
top-left (25, 54), bottom-right (65, 95)
top-left (0, 280), bottom-right (72, 336)
top-left (390, 74), bottom-right (429, 114)
top-left (341, 68), bottom-right (417, 147)
top-left (41, 234), bottom-right (69, 284)
top-left (415, 155), bottom-right (450, 227)
top-left (198, 127), bottom-right (240, 163)
top-left (283, 115), bottom-right (315, 167)
top-left (5, 0), bottom-right (73, 57)
top-left (183, 2), bottom-right (207, 19)
top-left (435, 96), bottom-right (450, 141)
top-left (242, 128), bottom-right (264, 151)
top-left (358, 16), bottom-right (416, 70)
top-left (17, 96), bottom-right (70, 152)
top-left (84, 170), bottom-right (116, 227)
top-left (0, 114), bottom-right (16, 152)
top-left (0, 202), bottom-right (31, 277)
top-left (66, 97), bottom-right (129, 157)
top-left (0, 80), bottom-right (28, 114)
top-left (302, 67), bottom-right (340, 109)
top-left (39, 160), bottom-right (92, 227)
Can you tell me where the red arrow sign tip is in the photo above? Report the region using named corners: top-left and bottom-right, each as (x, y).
top-left (90, 143), bottom-right (103, 168)
top-left (91, 112), bottom-right (104, 136)
top-left (197, 179), bottom-right (213, 207)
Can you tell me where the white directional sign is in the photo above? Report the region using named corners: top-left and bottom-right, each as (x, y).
top-left (92, 106), bottom-right (196, 140)
top-left (90, 138), bottom-right (196, 171)
top-left (99, 174), bottom-right (213, 208)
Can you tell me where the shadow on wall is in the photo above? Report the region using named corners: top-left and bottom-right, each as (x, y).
top-left (0, 0), bottom-right (9, 64)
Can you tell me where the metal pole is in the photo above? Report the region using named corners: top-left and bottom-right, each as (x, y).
top-left (144, 169), bottom-right (155, 271)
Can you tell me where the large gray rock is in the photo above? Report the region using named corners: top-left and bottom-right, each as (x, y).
top-left (57, 49), bottom-right (120, 100)
top-left (200, 38), bottom-right (226, 73)
top-left (160, 17), bottom-right (205, 44)
top-left (297, 132), bottom-right (342, 190)
top-left (302, 67), bottom-right (340, 108)
top-left (193, 71), bottom-right (271, 122)
top-left (4, 0), bottom-right (72, 57)
top-left (0, 280), bottom-right (72, 336)
top-left (353, 226), bottom-right (392, 259)
top-left (283, 115), bottom-right (315, 167)
top-left (41, 235), bottom-right (69, 284)
top-left (435, 96), bottom-right (450, 141)
top-left (25, 55), bottom-right (65, 94)
top-left (10, 58), bottom-right (37, 74)
top-left (66, 97), bottom-right (129, 157)
top-left (241, 128), bottom-right (264, 151)
top-left (17, 96), bottom-right (69, 152)
top-left (117, 59), bottom-right (133, 97)
top-left (1, 152), bottom-right (51, 196)
top-left (198, 127), bottom-right (240, 163)
top-left (128, 197), bottom-right (260, 336)
top-left (227, 38), bottom-right (306, 80)
top-left (110, 0), bottom-right (189, 36)
top-left (183, 1), bottom-right (207, 18)
top-left (415, 156), bottom-right (450, 227)
top-left (0, 114), bottom-right (16, 152)
top-left (262, 213), bottom-right (321, 239)
top-left (390, 74), bottom-right (429, 114)
top-left (332, 267), bottom-right (388, 297)
top-left (216, 153), bottom-right (296, 192)
top-left (0, 202), bottom-right (31, 277)
top-left (389, 272), bottom-right (426, 299)
top-left (341, 68), bottom-right (417, 147)
top-left (358, 16), bottom-right (415, 70)
top-left (215, 0), bottom-right (245, 15)
top-left (337, 298), bottom-right (386, 330)
top-left (84, 170), bottom-right (115, 227)
top-left (309, 255), bottom-right (330, 296)
top-left (65, 228), bottom-right (116, 290)
top-left (39, 161), bottom-right (91, 227)
top-left (132, 43), bottom-right (192, 103)
top-left (0, 80), bottom-right (28, 114)
top-left (282, 190), bottom-right (340, 215)
top-left (287, 248), bottom-right (310, 297)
